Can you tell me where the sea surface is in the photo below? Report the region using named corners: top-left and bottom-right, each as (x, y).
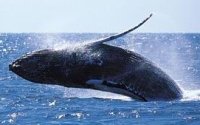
top-left (0, 33), bottom-right (200, 125)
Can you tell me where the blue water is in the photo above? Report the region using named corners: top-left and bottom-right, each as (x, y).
top-left (1, 33), bottom-right (200, 124)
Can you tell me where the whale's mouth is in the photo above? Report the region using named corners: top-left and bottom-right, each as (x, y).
top-left (9, 59), bottom-right (23, 74)
top-left (9, 59), bottom-right (32, 82)
top-left (9, 55), bottom-right (45, 83)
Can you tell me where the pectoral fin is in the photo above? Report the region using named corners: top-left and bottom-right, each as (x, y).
top-left (92, 13), bottom-right (153, 45)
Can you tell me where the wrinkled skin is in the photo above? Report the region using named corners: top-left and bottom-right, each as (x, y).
top-left (9, 43), bottom-right (182, 101)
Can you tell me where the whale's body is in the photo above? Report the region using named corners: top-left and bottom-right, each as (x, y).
top-left (9, 14), bottom-right (183, 101)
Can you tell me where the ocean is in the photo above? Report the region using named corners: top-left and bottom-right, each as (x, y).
top-left (0, 33), bottom-right (200, 125)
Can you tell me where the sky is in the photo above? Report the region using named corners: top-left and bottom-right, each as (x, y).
top-left (0, 0), bottom-right (199, 33)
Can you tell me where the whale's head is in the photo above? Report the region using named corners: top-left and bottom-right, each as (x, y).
top-left (9, 49), bottom-right (73, 84)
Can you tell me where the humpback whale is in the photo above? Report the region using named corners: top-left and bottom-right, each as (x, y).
top-left (9, 14), bottom-right (182, 101)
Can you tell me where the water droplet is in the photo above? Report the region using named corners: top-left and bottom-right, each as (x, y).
top-left (8, 119), bottom-right (14, 123)
top-left (132, 110), bottom-right (140, 118)
top-left (49, 100), bottom-right (56, 106)
top-left (10, 113), bottom-right (17, 119)
top-left (1, 97), bottom-right (6, 101)
top-left (109, 112), bottom-right (115, 116)
top-left (71, 112), bottom-right (83, 119)
top-left (57, 114), bottom-right (65, 119)
top-left (3, 48), bottom-right (6, 52)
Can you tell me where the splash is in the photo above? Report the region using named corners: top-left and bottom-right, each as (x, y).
top-left (37, 33), bottom-right (98, 51)
top-left (181, 89), bottom-right (200, 101)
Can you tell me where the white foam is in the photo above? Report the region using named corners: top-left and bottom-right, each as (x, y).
top-left (181, 89), bottom-right (200, 101)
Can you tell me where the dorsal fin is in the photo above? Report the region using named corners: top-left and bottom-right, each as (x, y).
top-left (93, 13), bottom-right (152, 45)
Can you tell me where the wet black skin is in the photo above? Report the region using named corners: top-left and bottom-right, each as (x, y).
top-left (9, 43), bottom-right (183, 101)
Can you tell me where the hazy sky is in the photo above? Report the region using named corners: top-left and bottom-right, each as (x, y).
top-left (0, 0), bottom-right (199, 33)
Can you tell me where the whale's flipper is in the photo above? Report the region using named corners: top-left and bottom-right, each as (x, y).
top-left (93, 13), bottom-right (152, 45)
top-left (86, 79), bottom-right (147, 101)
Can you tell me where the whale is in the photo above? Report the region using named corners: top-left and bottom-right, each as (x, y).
top-left (9, 14), bottom-right (182, 101)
